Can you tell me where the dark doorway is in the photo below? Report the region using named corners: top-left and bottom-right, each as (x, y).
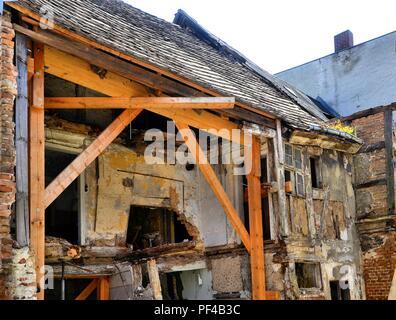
top-left (160, 273), bottom-right (184, 300)
top-left (243, 157), bottom-right (271, 240)
top-left (45, 150), bottom-right (79, 244)
top-left (126, 206), bottom-right (192, 250)
top-left (330, 280), bottom-right (351, 300)
top-left (310, 157), bottom-right (322, 189)
top-left (45, 278), bottom-right (97, 301)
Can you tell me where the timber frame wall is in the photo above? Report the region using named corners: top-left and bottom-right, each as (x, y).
top-left (4, 6), bottom-right (286, 300)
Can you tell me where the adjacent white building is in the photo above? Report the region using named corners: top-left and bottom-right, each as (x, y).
top-left (277, 30), bottom-right (396, 117)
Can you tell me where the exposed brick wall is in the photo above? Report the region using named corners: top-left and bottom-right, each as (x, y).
top-left (353, 112), bottom-right (389, 219)
top-left (0, 11), bottom-right (17, 300)
top-left (353, 112), bottom-right (385, 147)
top-left (353, 110), bottom-right (396, 300)
top-left (362, 232), bottom-right (396, 300)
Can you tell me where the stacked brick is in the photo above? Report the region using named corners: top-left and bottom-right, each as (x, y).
top-left (362, 233), bottom-right (395, 299)
top-left (0, 11), bottom-right (17, 300)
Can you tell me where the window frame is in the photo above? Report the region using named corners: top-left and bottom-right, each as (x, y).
top-left (285, 143), bottom-right (294, 167)
top-left (284, 143), bottom-right (305, 197)
top-left (295, 262), bottom-right (323, 290)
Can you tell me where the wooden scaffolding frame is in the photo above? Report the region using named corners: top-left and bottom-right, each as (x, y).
top-left (12, 16), bottom-right (279, 300)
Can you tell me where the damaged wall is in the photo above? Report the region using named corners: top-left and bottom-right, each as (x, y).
top-left (45, 126), bottom-right (246, 251)
top-left (360, 232), bottom-right (396, 299)
top-left (272, 142), bottom-right (364, 300)
top-left (352, 110), bottom-right (396, 300)
top-left (0, 12), bottom-right (37, 301)
top-left (0, 11), bottom-right (17, 300)
top-left (45, 120), bottom-right (259, 300)
top-left (110, 263), bottom-right (154, 300)
top-left (180, 268), bottom-right (213, 300)
top-left (353, 112), bottom-right (388, 219)
top-left (5, 247), bottom-right (36, 300)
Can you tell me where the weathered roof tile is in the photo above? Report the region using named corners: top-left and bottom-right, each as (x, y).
top-left (16, 0), bottom-right (327, 129)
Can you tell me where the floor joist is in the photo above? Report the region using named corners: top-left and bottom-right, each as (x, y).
top-left (44, 97), bottom-right (235, 110)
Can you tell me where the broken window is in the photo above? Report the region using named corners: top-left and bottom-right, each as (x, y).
top-left (330, 281), bottom-right (351, 300)
top-left (285, 143), bottom-right (293, 166)
top-left (310, 157), bottom-right (322, 189)
top-left (296, 173), bottom-right (305, 197)
top-left (261, 157), bottom-right (268, 183)
top-left (45, 150), bottom-right (80, 244)
top-left (295, 263), bottom-right (322, 289)
top-left (294, 148), bottom-right (303, 170)
top-left (126, 206), bottom-right (192, 250)
top-left (284, 144), bottom-right (304, 197)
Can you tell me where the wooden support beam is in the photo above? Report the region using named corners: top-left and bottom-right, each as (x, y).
top-left (43, 45), bottom-right (149, 97)
top-left (174, 121), bottom-right (251, 252)
top-left (43, 47), bottom-right (245, 145)
top-left (276, 120), bottom-right (284, 165)
top-left (97, 277), bottom-right (110, 301)
top-left (75, 279), bottom-right (98, 301)
top-left (147, 259), bottom-right (163, 300)
top-left (266, 291), bottom-right (281, 300)
top-left (44, 97), bottom-right (235, 110)
top-left (44, 109), bottom-right (143, 209)
top-left (30, 43), bottom-right (45, 300)
top-left (274, 122), bottom-right (289, 236)
top-left (15, 33), bottom-right (30, 247)
top-left (27, 57), bottom-right (34, 81)
top-left (247, 136), bottom-right (266, 300)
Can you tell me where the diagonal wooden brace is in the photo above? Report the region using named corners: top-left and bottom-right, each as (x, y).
top-left (174, 121), bottom-right (251, 253)
top-left (44, 108), bottom-right (143, 208)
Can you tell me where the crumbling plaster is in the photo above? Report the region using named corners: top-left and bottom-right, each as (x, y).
top-left (45, 127), bottom-right (245, 249)
top-left (279, 145), bottom-right (364, 299)
top-left (43, 123), bottom-right (366, 300)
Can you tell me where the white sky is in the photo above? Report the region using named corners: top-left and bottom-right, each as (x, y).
top-left (125, 0), bottom-right (396, 74)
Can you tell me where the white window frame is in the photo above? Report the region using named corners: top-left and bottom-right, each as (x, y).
top-left (284, 143), bottom-right (305, 197)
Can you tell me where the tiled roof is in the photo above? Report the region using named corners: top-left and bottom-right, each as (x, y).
top-left (15, 0), bottom-right (327, 130)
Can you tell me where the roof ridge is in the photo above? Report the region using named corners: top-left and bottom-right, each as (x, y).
top-left (173, 9), bottom-right (328, 122)
top-left (14, 0), bottom-right (326, 130)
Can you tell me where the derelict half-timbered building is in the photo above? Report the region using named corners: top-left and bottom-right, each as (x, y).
top-left (0, 0), bottom-right (365, 300)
